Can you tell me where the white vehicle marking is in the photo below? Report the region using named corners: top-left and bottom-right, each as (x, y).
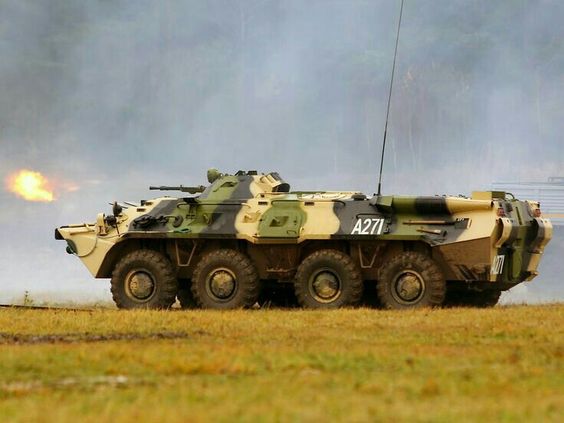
top-left (351, 218), bottom-right (385, 235)
top-left (491, 255), bottom-right (505, 275)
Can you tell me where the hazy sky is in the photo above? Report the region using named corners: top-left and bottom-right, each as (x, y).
top-left (1, 0), bottom-right (562, 305)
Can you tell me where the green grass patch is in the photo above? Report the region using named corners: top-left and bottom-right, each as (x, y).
top-left (0, 305), bottom-right (562, 421)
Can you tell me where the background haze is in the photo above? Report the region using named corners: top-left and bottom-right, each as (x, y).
top-left (1, 0), bottom-right (562, 305)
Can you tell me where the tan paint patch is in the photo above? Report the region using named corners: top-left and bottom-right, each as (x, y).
top-left (234, 199), bottom-right (265, 241)
top-left (234, 198), bottom-right (340, 243)
top-left (57, 198), bottom-right (166, 276)
top-left (58, 228), bottom-right (116, 277)
top-left (442, 208), bottom-right (499, 269)
top-left (445, 198), bottom-right (492, 214)
top-left (299, 201), bottom-right (340, 240)
top-left (248, 179), bottom-right (263, 198)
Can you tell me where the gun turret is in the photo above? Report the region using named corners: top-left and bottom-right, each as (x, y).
top-left (149, 185), bottom-right (206, 194)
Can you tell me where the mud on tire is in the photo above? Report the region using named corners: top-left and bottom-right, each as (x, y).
top-left (377, 251), bottom-right (445, 309)
top-left (294, 249), bottom-right (363, 309)
top-left (111, 249), bottom-right (178, 309)
top-left (191, 249), bottom-right (260, 309)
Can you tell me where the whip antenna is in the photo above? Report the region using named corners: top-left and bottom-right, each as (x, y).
top-left (377, 0), bottom-right (404, 196)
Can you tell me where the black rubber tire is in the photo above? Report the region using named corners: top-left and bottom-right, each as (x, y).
top-left (111, 249), bottom-right (178, 309)
top-left (177, 279), bottom-right (197, 309)
top-left (294, 249), bottom-right (363, 309)
top-left (444, 289), bottom-right (501, 308)
top-left (377, 252), bottom-right (446, 309)
top-left (191, 249), bottom-right (260, 309)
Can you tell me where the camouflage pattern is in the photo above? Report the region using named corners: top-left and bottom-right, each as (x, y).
top-left (55, 170), bottom-right (553, 307)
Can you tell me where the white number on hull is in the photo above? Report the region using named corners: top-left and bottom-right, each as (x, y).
top-left (491, 255), bottom-right (505, 275)
top-left (351, 218), bottom-right (385, 235)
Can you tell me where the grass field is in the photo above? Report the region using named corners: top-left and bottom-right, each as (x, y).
top-left (0, 304), bottom-right (562, 422)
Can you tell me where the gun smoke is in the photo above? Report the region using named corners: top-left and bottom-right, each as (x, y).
top-left (0, 1), bottom-right (562, 305)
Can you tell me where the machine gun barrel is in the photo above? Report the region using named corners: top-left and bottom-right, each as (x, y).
top-left (149, 185), bottom-right (206, 194)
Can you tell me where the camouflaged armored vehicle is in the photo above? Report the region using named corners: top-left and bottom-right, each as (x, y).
top-left (55, 169), bottom-right (552, 310)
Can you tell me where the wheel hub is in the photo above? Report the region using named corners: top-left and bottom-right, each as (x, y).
top-left (126, 271), bottom-right (155, 300)
top-left (311, 271), bottom-right (340, 301)
top-left (209, 269), bottom-right (236, 299)
top-left (394, 271), bottom-right (424, 302)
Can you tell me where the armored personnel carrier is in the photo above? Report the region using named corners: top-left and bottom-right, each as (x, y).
top-left (55, 169), bottom-right (552, 310)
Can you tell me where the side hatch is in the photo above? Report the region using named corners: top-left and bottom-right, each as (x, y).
top-left (256, 202), bottom-right (304, 238)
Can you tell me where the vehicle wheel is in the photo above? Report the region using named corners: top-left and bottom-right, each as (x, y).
top-left (177, 279), bottom-right (197, 309)
top-left (111, 249), bottom-right (178, 309)
top-left (445, 289), bottom-right (501, 308)
top-left (377, 252), bottom-right (445, 309)
top-left (191, 249), bottom-right (260, 309)
top-left (294, 249), bottom-right (363, 309)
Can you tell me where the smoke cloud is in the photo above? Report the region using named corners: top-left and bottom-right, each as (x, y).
top-left (0, 0), bottom-right (562, 305)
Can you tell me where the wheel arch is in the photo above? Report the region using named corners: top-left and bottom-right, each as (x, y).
top-left (97, 237), bottom-right (247, 279)
top-left (96, 238), bottom-right (167, 278)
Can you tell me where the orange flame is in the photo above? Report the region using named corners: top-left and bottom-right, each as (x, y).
top-left (6, 169), bottom-right (55, 202)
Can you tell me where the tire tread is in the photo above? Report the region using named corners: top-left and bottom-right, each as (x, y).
top-left (110, 249), bottom-right (177, 309)
top-left (377, 251), bottom-right (445, 309)
top-left (294, 249), bottom-right (363, 309)
top-left (191, 249), bottom-right (260, 309)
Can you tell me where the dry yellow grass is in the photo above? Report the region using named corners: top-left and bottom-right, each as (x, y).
top-left (0, 304), bottom-right (562, 422)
